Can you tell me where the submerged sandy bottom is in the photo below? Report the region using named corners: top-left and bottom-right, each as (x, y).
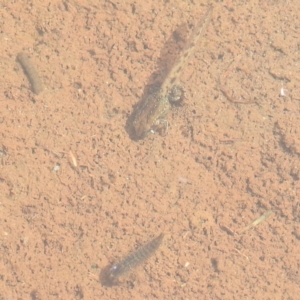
top-left (0, 0), bottom-right (299, 299)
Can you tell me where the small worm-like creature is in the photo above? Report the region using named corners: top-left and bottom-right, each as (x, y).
top-left (102, 233), bottom-right (164, 286)
top-left (17, 52), bottom-right (43, 95)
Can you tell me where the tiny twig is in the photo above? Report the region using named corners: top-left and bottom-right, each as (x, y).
top-left (240, 210), bottom-right (273, 234)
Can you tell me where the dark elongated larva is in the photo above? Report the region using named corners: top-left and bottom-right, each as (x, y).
top-left (105, 233), bottom-right (164, 285)
top-left (17, 53), bottom-right (43, 95)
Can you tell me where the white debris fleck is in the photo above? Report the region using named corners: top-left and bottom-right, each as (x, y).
top-left (53, 163), bottom-right (61, 172)
top-left (280, 87), bottom-right (288, 97)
